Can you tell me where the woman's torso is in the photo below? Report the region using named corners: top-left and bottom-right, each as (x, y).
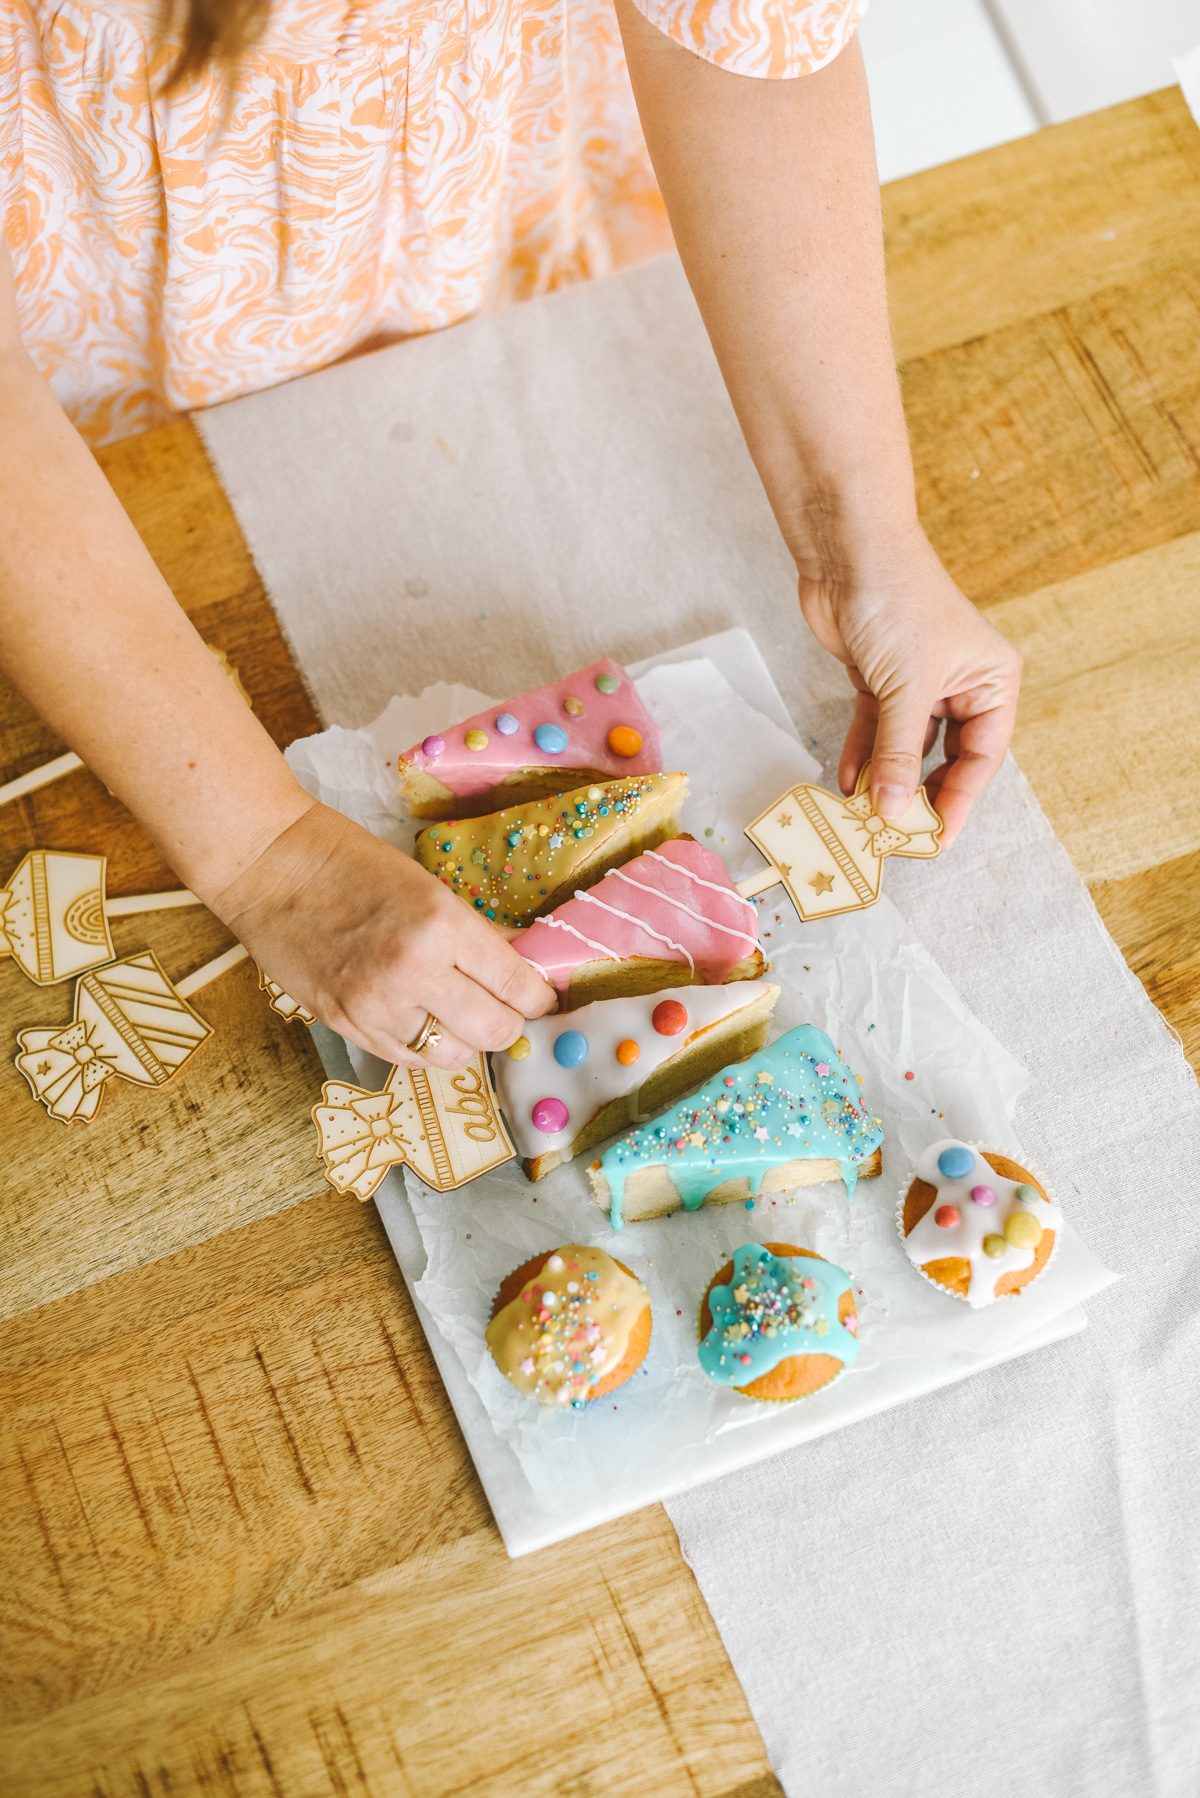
top-left (1, 0), bottom-right (862, 442)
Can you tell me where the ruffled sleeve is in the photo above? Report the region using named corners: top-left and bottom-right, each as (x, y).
top-left (628, 0), bottom-right (867, 79)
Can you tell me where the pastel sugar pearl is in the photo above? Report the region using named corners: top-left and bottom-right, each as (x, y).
top-left (937, 1143), bottom-right (976, 1179)
top-left (464, 728), bottom-right (489, 752)
top-left (595, 672), bottom-right (619, 694)
top-left (970, 1184), bottom-right (997, 1207)
top-left (553, 1030), bottom-right (589, 1068)
top-left (651, 999), bottom-right (689, 1036)
top-left (607, 724), bottom-right (642, 758)
top-left (534, 722), bottom-right (568, 754)
top-left (1014, 1183), bottom-right (1039, 1204)
top-left (495, 712), bottom-right (519, 736)
top-left (1005, 1210), bottom-right (1043, 1250)
top-left (934, 1204), bottom-right (960, 1228)
top-left (420, 734), bottom-right (445, 759)
top-left (532, 1096), bottom-right (569, 1135)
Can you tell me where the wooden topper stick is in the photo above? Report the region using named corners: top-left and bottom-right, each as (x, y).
top-left (739, 760), bottom-right (944, 923)
top-left (0, 752), bottom-right (84, 809)
top-left (0, 646), bottom-right (250, 810)
top-left (313, 1055), bottom-right (515, 1199)
top-left (0, 847), bottom-right (200, 986)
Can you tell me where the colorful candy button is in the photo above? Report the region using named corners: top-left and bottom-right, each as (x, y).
top-left (1004, 1211), bottom-right (1043, 1250)
top-left (934, 1205), bottom-right (960, 1229)
top-left (553, 1030), bottom-right (589, 1068)
top-left (464, 728), bottom-right (489, 752)
top-left (1014, 1183), bottom-right (1039, 1204)
top-left (607, 725), bottom-right (642, 758)
top-left (937, 1144), bottom-right (976, 1179)
top-left (495, 711), bottom-right (519, 736)
top-left (970, 1184), bottom-right (997, 1207)
top-left (595, 672), bottom-right (619, 694)
top-left (507, 1035), bottom-right (531, 1060)
top-left (651, 999), bottom-right (689, 1036)
top-left (615, 1039), bottom-right (641, 1066)
top-left (534, 723), bottom-right (568, 754)
top-left (420, 734), bottom-right (445, 759)
top-left (532, 1096), bottom-right (569, 1135)
top-left (562, 696), bottom-right (585, 717)
top-left (982, 1234), bottom-right (1008, 1259)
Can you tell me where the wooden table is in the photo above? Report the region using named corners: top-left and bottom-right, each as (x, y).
top-left (2, 88), bottom-right (1198, 1797)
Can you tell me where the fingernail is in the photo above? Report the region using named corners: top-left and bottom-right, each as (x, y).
top-left (874, 784), bottom-right (910, 820)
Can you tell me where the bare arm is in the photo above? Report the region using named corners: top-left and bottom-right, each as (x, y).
top-left (0, 240), bottom-right (553, 1061)
top-left (617, 11), bottom-right (1020, 837)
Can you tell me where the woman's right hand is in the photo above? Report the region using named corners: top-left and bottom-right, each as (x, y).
top-left (209, 798), bottom-right (556, 1069)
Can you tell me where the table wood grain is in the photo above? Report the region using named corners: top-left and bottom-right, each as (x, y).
top-left (2, 87), bottom-right (1198, 1797)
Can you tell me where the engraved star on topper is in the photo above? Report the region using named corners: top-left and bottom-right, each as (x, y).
top-left (739, 761), bottom-right (943, 922)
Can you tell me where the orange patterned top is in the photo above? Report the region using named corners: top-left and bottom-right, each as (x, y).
top-left (2, 0), bottom-right (864, 444)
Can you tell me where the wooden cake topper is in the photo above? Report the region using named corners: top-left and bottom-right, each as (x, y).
top-left (0, 849), bottom-right (199, 986)
top-left (258, 970), bottom-right (316, 1026)
top-left (14, 947), bottom-right (224, 1124)
top-left (313, 1054), bottom-right (515, 1199)
top-left (739, 761), bottom-right (943, 922)
top-left (0, 646), bottom-right (250, 809)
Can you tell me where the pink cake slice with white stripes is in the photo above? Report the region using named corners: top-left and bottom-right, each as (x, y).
top-left (514, 837), bottom-right (764, 1008)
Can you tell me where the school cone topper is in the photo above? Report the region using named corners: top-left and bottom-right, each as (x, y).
top-left (738, 761), bottom-right (944, 921)
top-left (313, 1055), bottom-right (515, 1199)
top-left (15, 947), bottom-right (219, 1123)
top-left (0, 849), bottom-right (200, 986)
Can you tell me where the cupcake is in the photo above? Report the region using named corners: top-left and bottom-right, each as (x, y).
top-left (697, 1242), bottom-right (860, 1401)
top-left (485, 1244), bottom-right (652, 1408)
top-left (900, 1139), bottom-right (1061, 1309)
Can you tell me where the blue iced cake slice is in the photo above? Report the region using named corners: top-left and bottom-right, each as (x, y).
top-left (588, 1025), bottom-right (883, 1228)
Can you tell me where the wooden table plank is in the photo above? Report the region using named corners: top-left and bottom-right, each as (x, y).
top-left (883, 88), bottom-right (1200, 363)
top-left (2, 87), bottom-right (1199, 1798)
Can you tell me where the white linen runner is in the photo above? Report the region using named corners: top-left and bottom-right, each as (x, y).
top-left (198, 255), bottom-right (1199, 1797)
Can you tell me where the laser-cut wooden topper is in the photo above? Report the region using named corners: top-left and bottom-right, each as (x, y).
top-left (0, 849), bottom-right (199, 986)
top-left (313, 1055), bottom-right (515, 1199)
top-left (14, 946), bottom-right (228, 1124)
top-left (738, 761), bottom-right (943, 922)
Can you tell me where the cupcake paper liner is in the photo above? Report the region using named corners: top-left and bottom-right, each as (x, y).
top-left (694, 1246), bottom-right (859, 1405)
top-left (893, 1142), bottom-right (1062, 1309)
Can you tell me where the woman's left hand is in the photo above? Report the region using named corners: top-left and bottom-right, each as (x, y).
top-left (797, 525), bottom-right (1022, 846)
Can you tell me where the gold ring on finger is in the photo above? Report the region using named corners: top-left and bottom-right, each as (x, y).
top-left (406, 1011), bottom-right (443, 1055)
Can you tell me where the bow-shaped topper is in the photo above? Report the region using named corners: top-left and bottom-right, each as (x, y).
top-left (738, 761), bottom-right (943, 922)
top-left (313, 1054), bottom-right (515, 1199)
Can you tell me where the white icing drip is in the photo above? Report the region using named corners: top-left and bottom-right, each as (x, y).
top-left (903, 1139), bottom-right (1063, 1308)
top-left (574, 889), bottom-right (695, 969)
top-left (605, 865), bottom-right (757, 950)
top-left (640, 849), bottom-right (759, 939)
top-left (535, 916), bottom-right (622, 964)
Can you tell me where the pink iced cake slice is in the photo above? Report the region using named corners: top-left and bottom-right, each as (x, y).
top-left (514, 836), bottom-right (765, 1009)
top-left (397, 657), bottom-right (662, 819)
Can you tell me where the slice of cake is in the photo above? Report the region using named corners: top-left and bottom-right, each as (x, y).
top-left (414, 773), bottom-right (687, 928)
top-left (588, 1025), bottom-right (884, 1228)
top-left (397, 658), bottom-right (662, 819)
top-left (494, 981), bottom-right (779, 1179)
top-left (514, 836), bottom-right (764, 1008)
